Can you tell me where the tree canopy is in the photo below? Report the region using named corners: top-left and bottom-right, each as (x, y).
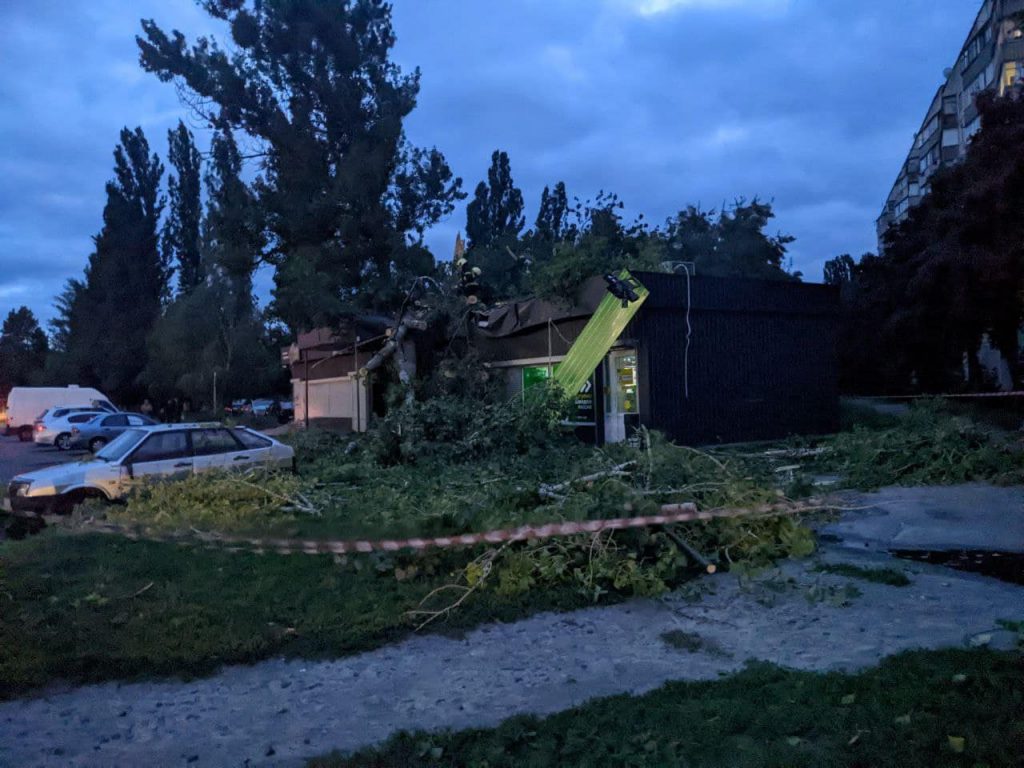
top-left (465, 150), bottom-right (525, 248)
top-left (0, 307), bottom-right (48, 398)
top-left (137, 0), bottom-right (463, 330)
top-left (164, 120), bottom-right (203, 294)
top-left (837, 92), bottom-right (1024, 393)
top-left (663, 200), bottom-right (797, 280)
top-left (51, 127), bottom-right (166, 403)
top-left (462, 150), bottom-right (530, 300)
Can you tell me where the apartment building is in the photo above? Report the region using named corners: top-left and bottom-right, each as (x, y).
top-left (876, 0), bottom-right (1024, 249)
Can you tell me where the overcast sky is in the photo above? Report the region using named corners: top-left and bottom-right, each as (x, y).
top-left (0, 0), bottom-right (981, 326)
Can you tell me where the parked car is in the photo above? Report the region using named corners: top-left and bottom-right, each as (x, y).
top-left (251, 398), bottom-right (278, 417)
top-left (277, 399), bottom-right (294, 423)
top-left (5, 386), bottom-right (116, 441)
top-left (5, 423), bottom-right (295, 517)
top-left (69, 412), bottom-right (158, 452)
top-left (225, 399), bottom-right (253, 416)
top-left (33, 408), bottom-right (108, 450)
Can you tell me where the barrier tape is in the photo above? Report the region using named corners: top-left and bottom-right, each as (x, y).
top-left (861, 391), bottom-right (1024, 400)
top-left (74, 501), bottom-right (817, 557)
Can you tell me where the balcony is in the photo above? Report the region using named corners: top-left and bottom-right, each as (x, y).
top-left (1002, 38), bottom-right (1024, 63)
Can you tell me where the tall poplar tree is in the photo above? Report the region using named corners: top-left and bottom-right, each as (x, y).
top-left (164, 120), bottom-right (203, 294)
top-left (534, 181), bottom-right (570, 242)
top-left (143, 128), bottom-right (275, 408)
top-left (58, 127), bottom-right (166, 401)
top-left (465, 150), bottom-right (525, 249)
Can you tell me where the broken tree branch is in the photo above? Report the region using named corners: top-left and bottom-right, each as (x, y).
top-left (539, 461), bottom-right (638, 500)
top-left (662, 525), bottom-right (717, 574)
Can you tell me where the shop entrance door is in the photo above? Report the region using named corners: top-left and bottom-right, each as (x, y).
top-left (603, 349), bottom-right (638, 443)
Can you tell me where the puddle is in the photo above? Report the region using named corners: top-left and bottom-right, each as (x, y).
top-left (891, 549), bottom-right (1024, 586)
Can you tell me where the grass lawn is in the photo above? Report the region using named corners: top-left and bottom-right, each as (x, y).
top-left (4, 402), bottom-right (1022, 701)
top-left (0, 531), bottom-right (589, 700)
top-left (813, 562), bottom-right (912, 587)
top-left (311, 649), bottom-right (1024, 768)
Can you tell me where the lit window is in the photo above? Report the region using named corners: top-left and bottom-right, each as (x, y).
top-left (1001, 62), bottom-right (1020, 95)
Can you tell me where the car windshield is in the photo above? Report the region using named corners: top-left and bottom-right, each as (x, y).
top-left (94, 429), bottom-right (147, 462)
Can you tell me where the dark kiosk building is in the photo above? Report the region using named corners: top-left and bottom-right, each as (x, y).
top-left (286, 272), bottom-right (839, 446)
top-left (471, 272), bottom-right (840, 446)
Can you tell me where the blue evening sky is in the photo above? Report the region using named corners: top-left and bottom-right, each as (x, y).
top-left (0, 0), bottom-right (981, 325)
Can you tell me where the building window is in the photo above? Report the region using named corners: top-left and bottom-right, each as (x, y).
top-left (964, 115), bottom-right (982, 141)
top-left (962, 26), bottom-right (991, 70)
top-left (918, 146), bottom-right (940, 175)
top-left (1000, 61), bottom-right (1020, 95)
top-left (941, 128), bottom-right (960, 148)
top-left (603, 350), bottom-right (638, 444)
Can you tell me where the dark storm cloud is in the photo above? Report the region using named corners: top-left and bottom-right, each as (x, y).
top-left (0, 0), bottom-right (980, 324)
top-left (391, 0), bottom-right (980, 276)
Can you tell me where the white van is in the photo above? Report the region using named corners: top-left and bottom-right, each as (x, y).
top-left (5, 386), bottom-right (116, 441)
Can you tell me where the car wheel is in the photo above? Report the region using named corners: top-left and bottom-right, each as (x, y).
top-left (55, 433), bottom-right (72, 451)
top-left (88, 437), bottom-right (107, 452)
top-left (18, 427), bottom-right (31, 442)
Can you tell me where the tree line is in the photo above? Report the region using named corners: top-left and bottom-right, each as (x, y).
top-left (458, 150), bottom-right (798, 305)
top-left (3, 0), bottom-right (799, 408)
top-left (824, 91), bottom-right (1024, 394)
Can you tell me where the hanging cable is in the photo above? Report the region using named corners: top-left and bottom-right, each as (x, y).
top-left (680, 264), bottom-right (692, 399)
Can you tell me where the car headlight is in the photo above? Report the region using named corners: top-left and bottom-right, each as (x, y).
top-left (10, 480), bottom-right (31, 497)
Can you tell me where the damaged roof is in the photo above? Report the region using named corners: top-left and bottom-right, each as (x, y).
top-left (473, 276), bottom-right (610, 338)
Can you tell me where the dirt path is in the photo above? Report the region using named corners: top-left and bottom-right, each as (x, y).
top-left (2, 487), bottom-right (1022, 767)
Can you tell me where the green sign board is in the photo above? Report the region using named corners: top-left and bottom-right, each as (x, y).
top-left (523, 365), bottom-right (595, 424)
top-left (522, 365), bottom-right (553, 390)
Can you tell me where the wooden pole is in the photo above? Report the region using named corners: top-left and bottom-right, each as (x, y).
top-left (354, 334), bottom-right (361, 432)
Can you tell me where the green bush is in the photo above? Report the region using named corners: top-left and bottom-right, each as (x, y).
top-left (366, 375), bottom-right (572, 466)
top-left (825, 401), bottom-right (1024, 489)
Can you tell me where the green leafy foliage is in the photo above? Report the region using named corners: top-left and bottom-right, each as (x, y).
top-left (529, 192), bottom-right (661, 301)
top-left (141, 280), bottom-right (280, 407)
top-left (822, 401), bottom-right (1024, 489)
top-left (312, 649), bottom-right (1024, 768)
top-left (110, 468), bottom-right (316, 532)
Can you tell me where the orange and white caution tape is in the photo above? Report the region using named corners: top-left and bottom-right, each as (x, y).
top-left (74, 500), bottom-right (817, 556)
